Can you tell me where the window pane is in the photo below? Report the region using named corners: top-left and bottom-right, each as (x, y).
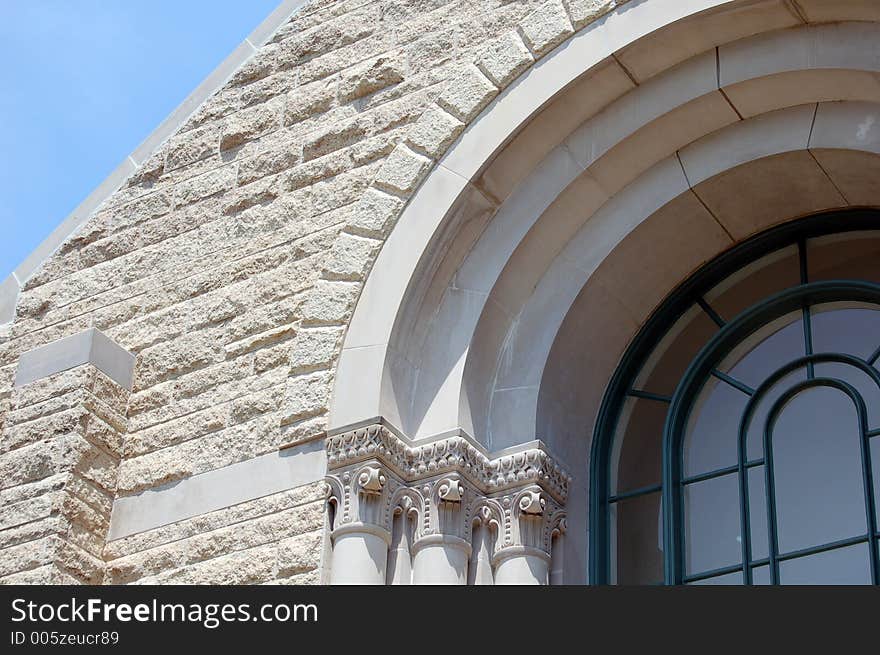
top-left (685, 473), bottom-right (741, 575)
top-left (689, 571), bottom-right (743, 585)
top-left (727, 314), bottom-right (805, 389)
top-left (780, 543), bottom-right (872, 585)
top-left (636, 305), bottom-right (718, 397)
top-left (611, 492), bottom-right (663, 585)
top-left (811, 307), bottom-right (880, 361)
top-left (745, 368), bottom-right (807, 460)
top-left (751, 565), bottom-right (772, 585)
top-left (684, 377), bottom-right (750, 476)
top-left (773, 386), bottom-right (867, 554)
top-left (809, 231), bottom-right (880, 283)
top-left (611, 397), bottom-right (664, 495)
top-left (748, 465), bottom-right (769, 561)
top-left (705, 245), bottom-right (800, 321)
top-left (814, 361), bottom-right (880, 428)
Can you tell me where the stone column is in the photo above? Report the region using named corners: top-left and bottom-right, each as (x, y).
top-left (494, 547), bottom-right (551, 584)
top-left (330, 523), bottom-right (390, 585)
top-left (326, 465), bottom-right (393, 585)
top-left (410, 478), bottom-right (471, 584)
top-left (324, 424), bottom-right (570, 585)
top-left (492, 488), bottom-right (565, 586)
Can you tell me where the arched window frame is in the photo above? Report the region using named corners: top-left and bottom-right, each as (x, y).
top-left (590, 209), bottom-right (880, 585)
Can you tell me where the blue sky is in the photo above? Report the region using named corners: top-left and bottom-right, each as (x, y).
top-left (0, 0), bottom-right (283, 279)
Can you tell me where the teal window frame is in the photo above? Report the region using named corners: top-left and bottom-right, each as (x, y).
top-left (590, 209), bottom-right (880, 585)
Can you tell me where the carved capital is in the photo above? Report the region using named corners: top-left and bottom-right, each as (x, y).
top-left (324, 423), bottom-right (570, 560)
top-left (518, 489), bottom-right (545, 515)
top-left (437, 477), bottom-right (464, 503)
top-left (357, 466), bottom-right (386, 496)
top-left (324, 423), bottom-right (570, 502)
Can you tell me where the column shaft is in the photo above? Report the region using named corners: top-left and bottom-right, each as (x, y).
top-left (493, 546), bottom-right (551, 585)
top-left (329, 524), bottom-right (390, 585)
top-left (411, 535), bottom-right (471, 584)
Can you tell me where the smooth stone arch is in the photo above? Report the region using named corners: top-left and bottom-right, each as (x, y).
top-left (332, 7), bottom-right (880, 436)
top-left (329, 0), bottom-right (880, 583)
top-left (332, 0), bottom-right (816, 428)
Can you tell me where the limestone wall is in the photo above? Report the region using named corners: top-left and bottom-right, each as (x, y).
top-left (1, 365), bottom-right (127, 583)
top-left (0, 0), bottom-right (620, 583)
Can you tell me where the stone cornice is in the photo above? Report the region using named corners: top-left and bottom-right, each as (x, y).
top-left (325, 423), bottom-right (570, 504)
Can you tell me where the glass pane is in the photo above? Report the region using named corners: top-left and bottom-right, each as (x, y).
top-left (814, 361), bottom-right (880, 428)
top-left (685, 473), bottom-right (741, 575)
top-left (772, 386), bottom-right (867, 554)
top-left (811, 307), bottom-right (880, 360)
top-left (684, 376), bottom-right (750, 476)
top-left (611, 397), bottom-right (664, 495)
top-left (689, 571), bottom-right (743, 585)
top-left (727, 313), bottom-right (805, 389)
top-left (745, 367), bottom-right (807, 460)
top-left (751, 565), bottom-right (772, 585)
top-left (780, 543), bottom-right (872, 585)
top-left (611, 492), bottom-right (663, 585)
top-left (809, 231), bottom-right (880, 284)
top-left (636, 305), bottom-right (719, 397)
top-left (705, 245), bottom-right (800, 321)
top-left (748, 465), bottom-right (769, 561)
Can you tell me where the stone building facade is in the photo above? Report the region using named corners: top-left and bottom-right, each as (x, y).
top-left (2, 0), bottom-right (880, 584)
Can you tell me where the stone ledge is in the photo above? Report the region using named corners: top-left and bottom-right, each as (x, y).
top-left (15, 328), bottom-right (136, 391)
top-left (108, 438), bottom-right (326, 541)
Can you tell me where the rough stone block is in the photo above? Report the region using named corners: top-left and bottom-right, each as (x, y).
top-left (477, 31), bottom-right (535, 88)
top-left (405, 105), bottom-right (465, 158)
top-left (281, 371), bottom-right (333, 423)
top-left (436, 64), bottom-right (499, 123)
top-left (338, 53), bottom-right (406, 103)
top-left (165, 126), bottom-right (219, 172)
top-left (565, 0), bottom-right (617, 30)
top-left (519, 0), bottom-right (575, 57)
top-left (173, 166), bottom-right (237, 207)
top-left (299, 281), bottom-right (361, 326)
top-left (284, 78), bottom-right (338, 125)
top-left (373, 144), bottom-right (432, 195)
top-left (219, 100), bottom-right (283, 152)
top-left (322, 232), bottom-right (382, 281)
top-left (287, 327), bottom-right (343, 374)
top-left (347, 187), bottom-right (404, 237)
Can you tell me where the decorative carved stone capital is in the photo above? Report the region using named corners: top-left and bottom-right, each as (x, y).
top-left (325, 422), bottom-right (570, 560)
top-left (518, 489), bottom-right (545, 515)
top-left (437, 478), bottom-right (464, 503)
top-left (325, 423), bottom-right (570, 502)
top-left (357, 466), bottom-right (386, 496)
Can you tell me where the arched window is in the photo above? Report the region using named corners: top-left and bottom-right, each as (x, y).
top-left (591, 210), bottom-right (880, 585)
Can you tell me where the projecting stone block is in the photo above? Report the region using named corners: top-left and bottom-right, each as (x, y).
top-left (15, 328), bottom-right (135, 390)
